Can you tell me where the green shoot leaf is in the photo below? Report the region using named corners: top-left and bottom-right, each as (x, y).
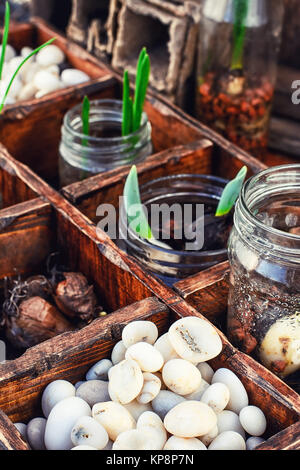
top-left (0, 37), bottom-right (56, 113)
top-left (123, 165), bottom-right (152, 240)
top-left (231, 0), bottom-right (249, 70)
top-left (215, 166), bottom-right (248, 217)
top-left (81, 95), bottom-right (90, 147)
top-left (121, 47), bottom-right (150, 136)
top-left (0, 1), bottom-right (10, 81)
top-left (133, 50), bottom-right (150, 132)
top-left (122, 70), bottom-right (133, 136)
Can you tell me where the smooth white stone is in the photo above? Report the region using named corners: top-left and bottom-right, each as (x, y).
top-left (239, 406), bottom-right (267, 437)
top-left (33, 70), bottom-right (62, 92)
top-left (137, 411), bottom-right (167, 449)
top-left (217, 410), bottom-right (246, 438)
top-left (212, 368), bottom-right (249, 414)
top-left (0, 75), bottom-right (22, 98)
top-left (14, 423), bottom-right (27, 441)
top-left (23, 62), bottom-right (42, 84)
top-left (92, 401), bottom-right (136, 441)
top-left (197, 362), bottom-right (214, 384)
top-left (26, 418), bottom-right (46, 450)
top-left (164, 401), bottom-right (217, 438)
top-left (168, 317), bottom-right (222, 363)
top-left (86, 358), bottom-right (112, 381)
top-left (246, 436), bottom-right (265, 450)
top-left (123, 400), bottom-right (152, 421)
top-left (122, 321), bottom-right (158, 348)
top-left (200, 383), bottom-right (230, 414)
top-left (208, 431), bottom-right (246, 450)
top-left (71, 416), bottom-right (109, 450)
top-left (112, 428), bottom-right (164, 450)
top-left (162, 359), bottom-right (202, 396)
top-left (36, 45), bottom-right (65, 67)
top-left (1, 44), bottom-right (16, 62)
top-left (185, 379), bottom-right (210, 400)
top-left (108, 359), bottom-right (143, 404)
top-left (111, 340), bottom-right (127, 365)
top-left (7, 56), bottom-right (24, 75)
top-left (18, 82), bottom-right (38, 101)
top-left (44, 397), bottom-right (91, 450)
top-left (199, 425), bottom-right (219, 446)
top-left (61, 68), bottom-right (90, 86)
top-left (41, 380), bottom-right (75, 418)
top-left (45, 64), bottom-right (60, 76)
top-left (125, 342), bottom-right (164, 373)
top-left (75, 381), bottom-right (85, 390)
top-left (21, 47), bottom-right (34, 57)
top-left (164, 436), bottom-right (207, 450)
top-left (137, 372), bottom-right (161, 404)
top-left (151, 390), bottom-right (186, 420)
top-left (154, 333), bottom-right (180, 363)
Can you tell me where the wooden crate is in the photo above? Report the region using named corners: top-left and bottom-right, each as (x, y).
top-left (0, 292), bottom-right (299, 450)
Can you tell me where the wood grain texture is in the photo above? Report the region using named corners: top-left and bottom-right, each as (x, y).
top-left (257, 421), bottom-right (300, 451)
top-left (0, 409), bottom-right (29, 451)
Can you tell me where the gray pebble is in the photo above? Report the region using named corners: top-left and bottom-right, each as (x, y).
top-left (152, 390), bottom-right (186, 420)
top-left (26, 417), bottom-right (46, 450)
top-left (86, 359), bottom-right (112, 381)
top-left (14, 423), bottom-right (27, 441)
top-left (75, 381), bottom-right (85, 390)
top-left (76, 380), bottom-right (110, 407)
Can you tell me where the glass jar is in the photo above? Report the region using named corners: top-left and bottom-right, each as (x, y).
top-left (228, 165), bottom-right (300, 379)
top-left (196, 0), bottom-right (284, 157)
top-left (59, 99), bottom-right (152, 186)
top-left (119, 174), bottom-right (230, 287)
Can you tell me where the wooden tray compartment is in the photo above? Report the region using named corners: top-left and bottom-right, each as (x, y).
top-left (0, 296), bottom-right (299, 450)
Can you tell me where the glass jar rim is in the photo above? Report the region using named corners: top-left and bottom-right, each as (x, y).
top-left (122, 173), bottom-right (229, 257)
top-left (63, 98), bottom-right (149, 144)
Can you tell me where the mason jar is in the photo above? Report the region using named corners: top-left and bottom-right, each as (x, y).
top-left (228, 165), bottom-right (300, 379)
top-left (196, 0), bottom-right (284, 157)
top-left (59, 99), bottom-right (152, 186)
top-left (119, 174), bottom-right (230, 287)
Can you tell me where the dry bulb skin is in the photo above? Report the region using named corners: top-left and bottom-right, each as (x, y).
top-left (19, 317), bottom-right (269, 450)
top-left (1, 268), bottom-right (104, 350)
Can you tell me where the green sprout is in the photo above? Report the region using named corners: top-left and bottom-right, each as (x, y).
top-left (81, 95), bottom-right (90, 147)
top-left (123, 165), bottom-right (152, 240)
top-left (231, 0), bottom-right (249, 70)
top-left (215, 166), bottom-right (248, 217)
top-left (122, 47), bottom-right (150, 136)
top-left (0, 1), bottom-right (56, 114)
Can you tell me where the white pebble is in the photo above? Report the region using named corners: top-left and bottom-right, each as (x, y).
top-left (7, 56), bottom-right (24, 74)
top-left (26, 418), bottom-right (46, 450)
top-left (14, 423), bottom-right (27, 441)
top-left (152, 390), bottom-right (186, 420)
top-left (23, 62), bottom-right (41, 84)
top-left (71, 416), bottom-right (108, 450)
top-left (137, 411), bottom-right (167, 449)
top-left (199, 425), bottom-right (219, 446)
top-left (162, 359), bottom-right (202, 396)
top-left (17, 82), bottom-right (38, 101)
top-left (36, 45), bottom-right (65, 67)
top-left (239, 406), bottom-right (267, 437)
top-left (75, 381), bottom-right (85, 390)
top-left (246, 436), bottom-right (265, 450)
top-left (0, 44), bottom-right (16, 62)
top-left (123, 400), bottom-right (152, 421)
top-left (185, 379), bottom-right (210, 400)
top-left (168, 317), bottom-right (222, 363)
top-left (44, 397), bottom-right (91, 450)
top-left (125, 342), bottom-right (164, 373)
top-left (197, 362), bottom-right (214, 383)
top-left (217, 410), bottom-right (245, 438)
top-left (154, 333), bottom-right (179, 362)
top-left (122, 321), bottom-right (158, 348)
top-left (76, 380), bottom-right (110, 407)
top-left (164, 436), bottom-right (207, 450)
top-left (61, 69), bottom-right (90, 86)
top-left (42, 380), bottom-right (75, 418)
top-left (44, 64), bottom-right (60, 76)
top-left (201, 383), bottom-right (230, 414)
top-left (92, 401), bottom-right (136, 441)
top-left (86, 359), bottom-right (112, 381)
top-left (208, 431), bottom-right (246, 450)
top-left (0, 75), bottom-right (22, 99)
top-left (108, 359), bottom-right (143, 404)
top-left (71, 445), bottom-right (97, 450)
top-left (212, 368), bottom-right (249, 414)
top-left (164, 401), bottom-right (217, 438)
top-left (21, 47), bottom-right (33, 57)
top-left (34, 70), bottom-right (62, 93)
top-left (137, 372), bottom-right (161, 404)
top-left (111, 340), bottom-right (126, 365)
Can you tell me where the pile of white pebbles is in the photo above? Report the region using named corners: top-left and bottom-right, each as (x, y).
top-left (0, 43), bottom-right (91, 104)
top-left (15, 317), bottom-right (268, 451)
